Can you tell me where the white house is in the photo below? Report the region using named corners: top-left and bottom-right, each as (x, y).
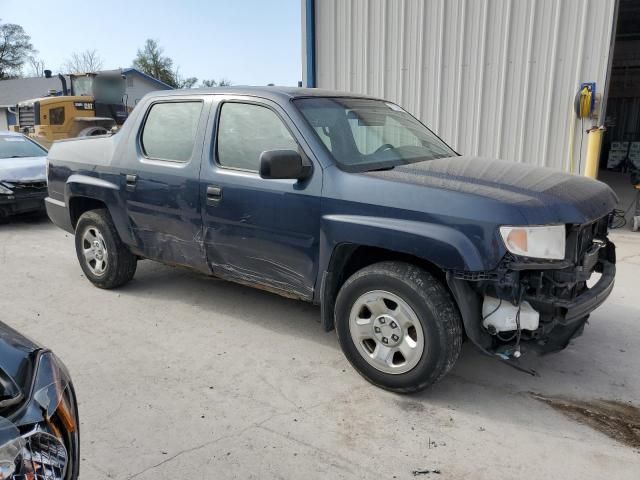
top-left (0, 76), bottom-right (64, 130)
top-left (118, 68), bottom-right (174, 109)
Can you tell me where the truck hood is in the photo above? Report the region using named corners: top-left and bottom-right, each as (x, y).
top-left (0, 156), bottom-right (46, 182)
top-left (364, 156), bottom-right (618, 224)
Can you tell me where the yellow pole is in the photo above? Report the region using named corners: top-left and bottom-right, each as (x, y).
top-left (584, 127), bottom-right (604, 179)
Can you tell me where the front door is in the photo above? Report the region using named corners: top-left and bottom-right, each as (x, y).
top-left (121, 97), bottom-right (210, 271)
top-left (199, 97), bottom-right (322, 300)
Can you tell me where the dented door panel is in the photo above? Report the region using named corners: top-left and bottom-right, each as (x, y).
top-left (119, 97), bottom-right (212, 270)
top-left (199, 96), bottom-right (322, 300)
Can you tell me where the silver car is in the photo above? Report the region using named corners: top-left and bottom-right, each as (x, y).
top-left (0, 131), bottom-right (48, 221)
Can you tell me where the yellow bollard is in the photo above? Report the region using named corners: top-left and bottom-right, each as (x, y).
top-left (584, 127), bottom-right (604, 179)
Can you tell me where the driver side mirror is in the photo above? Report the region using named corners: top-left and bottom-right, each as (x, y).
top-left (259, 150), bottom-right (312, 180)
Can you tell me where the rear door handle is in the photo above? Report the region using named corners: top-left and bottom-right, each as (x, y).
top-left (206, 185), bottom-right (222, 205)
top-left (125, 174), bottom-right (137, 191)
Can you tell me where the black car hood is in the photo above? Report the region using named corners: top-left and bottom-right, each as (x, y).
top-left (364, 156), bottom-right (618, 224)
top-left (0, 322), bottom-right (40, 412)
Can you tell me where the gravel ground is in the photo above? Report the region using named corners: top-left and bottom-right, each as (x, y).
top-left (1, 216), bottom-right (639, 479)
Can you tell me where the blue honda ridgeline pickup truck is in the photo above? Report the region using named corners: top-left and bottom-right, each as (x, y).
top-left (45, 87), bottom-right (617, 392)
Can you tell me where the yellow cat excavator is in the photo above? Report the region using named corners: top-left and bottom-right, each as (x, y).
top-left (11, 71), bottom-right (127, 148)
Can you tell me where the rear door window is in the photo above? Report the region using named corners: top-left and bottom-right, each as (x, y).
top-left (141, 101), bottom-right (203, 162)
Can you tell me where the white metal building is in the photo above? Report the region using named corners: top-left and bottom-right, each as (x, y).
top-left (302, 0), bottom-right (640, 174)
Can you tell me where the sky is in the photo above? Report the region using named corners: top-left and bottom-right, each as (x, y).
top-left (0, 0), bottom-right (302, 86)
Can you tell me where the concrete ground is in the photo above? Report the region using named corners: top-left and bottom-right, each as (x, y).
top-left (0, 216), bottom-right (638, 480)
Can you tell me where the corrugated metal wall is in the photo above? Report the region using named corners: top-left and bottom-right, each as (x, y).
top-left (308, 0), bottom-right (616, 172)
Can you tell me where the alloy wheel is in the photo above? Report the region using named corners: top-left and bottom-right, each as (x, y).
top-left (348, 290), bottom-right (425, 374)
top-left (81, 226), bottom-right (108, 276)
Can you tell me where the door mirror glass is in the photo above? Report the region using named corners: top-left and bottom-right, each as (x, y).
top-left (259, 149), bottom-right (311, 180)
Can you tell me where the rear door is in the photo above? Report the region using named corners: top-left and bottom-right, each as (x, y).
top-left (199, 96), bottom-right (322, 300)
top-left (120, 96), bottom-right (211, 271)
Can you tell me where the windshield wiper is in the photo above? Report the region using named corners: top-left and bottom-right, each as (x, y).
top-left (367, 165), bottom-right (395, 172)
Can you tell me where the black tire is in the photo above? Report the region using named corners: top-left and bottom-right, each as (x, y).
top-left (335, 261), bottom-right (463, 393)
top-left (74, 209), bottom-right (136, 289)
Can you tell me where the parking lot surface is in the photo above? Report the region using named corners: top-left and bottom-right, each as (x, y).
top-left (1, 217), bottom-right (639, 479)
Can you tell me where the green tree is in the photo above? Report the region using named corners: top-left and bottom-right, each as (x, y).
top-left (133, 39), bottom-right (230, 90)
top-left (172, 66), bottom-right (198, 89)
top-left (133, 39), bottom-right (177, 87)
top-left (0, 20), bottom-right (34, 79)
top-left (200, 78), bottom-right (232, 88)
top-left (178, 76), bottom-right (198, 88)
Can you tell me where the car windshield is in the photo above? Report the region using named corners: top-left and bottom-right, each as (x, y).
top-left (294, 97), bottom-right (456, 171)
top-left (0, 136), bottom-right (47, 159)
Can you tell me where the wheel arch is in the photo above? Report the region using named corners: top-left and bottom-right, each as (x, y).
top-left (316, 215), bottom-right (486, 332)
top-left (64, 175), bottom-right (134, 245)
top-left (68, 196), bottom-right (108, 228)
top-left (320, 243), bottom-right (454, 332)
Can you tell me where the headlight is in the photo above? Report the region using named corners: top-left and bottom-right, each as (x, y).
top-left (0, 419), bottom-right (24, 479)
top-left (499, 225), bottom-right (566, 260)
top-left (17, 431), bottom-right (68, 480)
top-left (0, 352), bottom-right (78, 480)
top-left (0, 424), bottom-right (68, 480)
top-left (0, 184), bottom-right (13, 195)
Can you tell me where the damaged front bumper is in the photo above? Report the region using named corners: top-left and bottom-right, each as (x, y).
top-left (0, 181), bottom-right (47, 218)
top-left (447, 217), bottom-right (616, 359)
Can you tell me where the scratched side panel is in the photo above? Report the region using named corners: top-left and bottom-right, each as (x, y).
top-left (202, 179), bottom-right (321, 300)
top-left (198, 95), bottom-right (324, 301)
top-left (124, 174), bottom-right (208, 270)
top-left (116, 95), bottom-right (212, 272)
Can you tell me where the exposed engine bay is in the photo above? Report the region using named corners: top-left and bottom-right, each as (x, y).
top-left (448, 214), bottom-right (616, 364)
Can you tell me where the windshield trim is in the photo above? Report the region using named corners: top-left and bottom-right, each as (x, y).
top-left (336, 153), bottom-right (457, 173)
top-left (292, 96), bottom-right (458, 173)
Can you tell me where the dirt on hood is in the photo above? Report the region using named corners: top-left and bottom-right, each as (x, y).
top-left (532, 394), bottom-right (640, 450)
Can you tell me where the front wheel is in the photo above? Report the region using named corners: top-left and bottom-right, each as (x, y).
top-left (74, 209), bottom-right (137, 289)
top-left (335, 261), bottom-right (463, 393)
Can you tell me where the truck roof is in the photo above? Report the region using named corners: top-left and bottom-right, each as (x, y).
top-left (145, 86), bottom-right (381, 102)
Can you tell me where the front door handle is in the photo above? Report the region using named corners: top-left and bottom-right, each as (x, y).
top-left (125, 174), bottom-right (137, 191)
top-left (206, 185), bottom-right (222, 205)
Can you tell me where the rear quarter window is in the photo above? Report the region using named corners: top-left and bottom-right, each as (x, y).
top-left (141, 101), bottom-right (203, 162)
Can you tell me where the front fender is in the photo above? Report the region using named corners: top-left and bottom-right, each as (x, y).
top-left (320, 214), bottom-right (486, 272)
top-left (314, 214), bottom-right (490, 331)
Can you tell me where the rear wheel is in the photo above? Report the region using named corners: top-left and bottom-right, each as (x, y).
top-left (335, 261), bottom-right (463, 393)
top-left (77, 126), bottom-right (110, 137)
top-left (74, 209), bottom-right (136, 289)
